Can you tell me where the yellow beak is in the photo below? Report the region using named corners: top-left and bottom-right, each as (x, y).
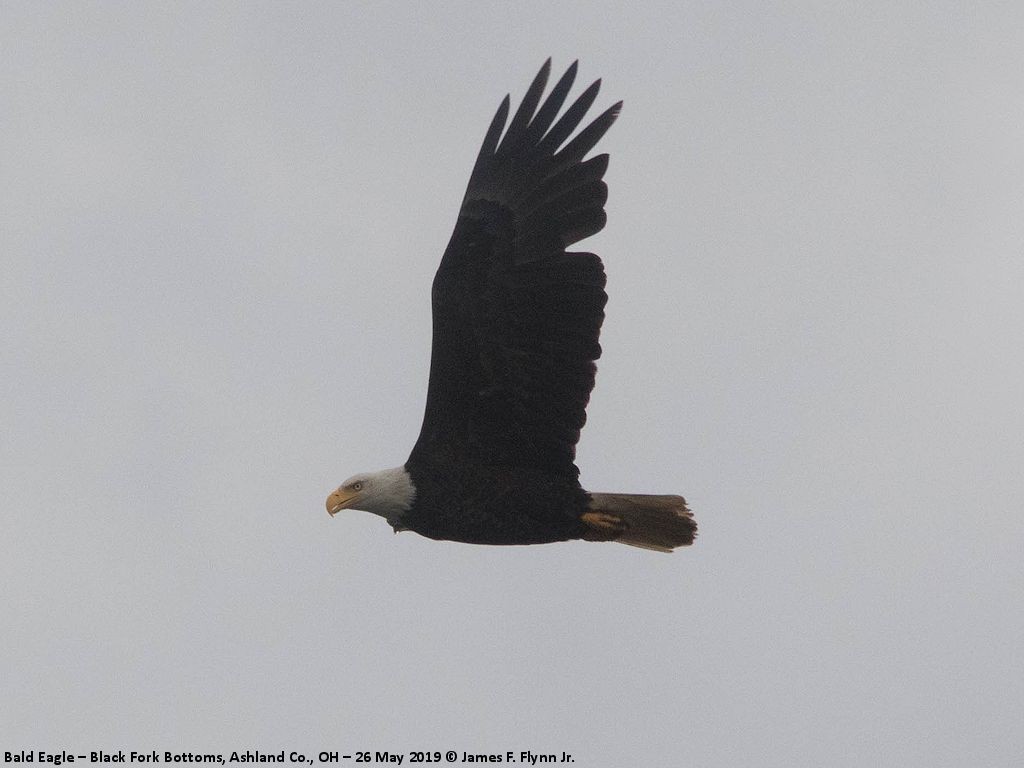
top-left (326, 488), bottom-right (360, 516)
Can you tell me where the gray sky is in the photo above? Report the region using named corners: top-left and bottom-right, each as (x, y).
top-left (3, 2), bottom-right (1023, 766)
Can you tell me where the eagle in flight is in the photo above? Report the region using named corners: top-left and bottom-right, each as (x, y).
top-left (326, 60), bottom-right (696, 552)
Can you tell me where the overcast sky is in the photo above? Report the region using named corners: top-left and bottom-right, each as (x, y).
top-left (3, 3), bottom-right (1023, 766)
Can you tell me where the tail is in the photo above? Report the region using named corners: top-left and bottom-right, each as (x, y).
top-left (582, 493), bottom-right (696, 552)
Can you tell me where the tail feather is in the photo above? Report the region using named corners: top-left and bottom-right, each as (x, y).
top-left (584, 493), bottom-right (696, 552)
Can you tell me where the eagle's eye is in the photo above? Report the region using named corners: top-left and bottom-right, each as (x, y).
top-left (353, 481), bottom-right (364, 491)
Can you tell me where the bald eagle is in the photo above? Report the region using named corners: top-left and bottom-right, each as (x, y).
top-left (326, 60), bottom-right (696, 552)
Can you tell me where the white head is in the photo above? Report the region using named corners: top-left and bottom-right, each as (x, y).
top-left (326, 466), bottom-right (416, 527)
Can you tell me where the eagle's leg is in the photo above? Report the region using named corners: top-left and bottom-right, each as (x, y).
top-left (580, 511), bottom-right (627, 541)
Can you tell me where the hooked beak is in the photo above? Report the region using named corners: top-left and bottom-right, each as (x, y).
top-left (326, 488), bottom-right (360, 517)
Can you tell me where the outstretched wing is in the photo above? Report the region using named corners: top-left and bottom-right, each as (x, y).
top-left (409, 60), bottom-right (621, 479)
